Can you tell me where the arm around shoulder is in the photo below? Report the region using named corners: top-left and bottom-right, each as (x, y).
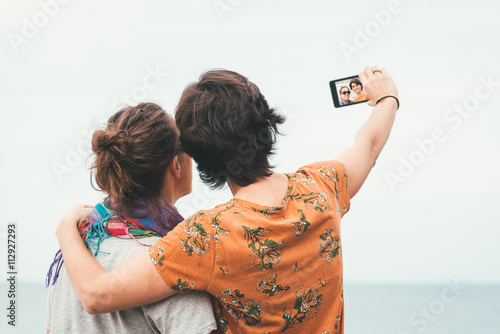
top-left (56, 205), bottom-right (176, 313)
top-left (82, 251), bottom-right (176, 314)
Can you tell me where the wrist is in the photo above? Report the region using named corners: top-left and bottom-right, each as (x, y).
top-left (375, 95), bottom-right (399, 110)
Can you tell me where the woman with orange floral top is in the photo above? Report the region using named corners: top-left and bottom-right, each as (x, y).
top-left (350, 77), bottom-right (371, 103)
top-left (56, 66), bottom-right (399, 334)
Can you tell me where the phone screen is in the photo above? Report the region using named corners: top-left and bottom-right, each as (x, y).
top-left (330, 75), bottom-right (371, 108)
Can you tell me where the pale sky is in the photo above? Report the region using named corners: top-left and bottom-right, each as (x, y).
top-left (1, 0), bottom-right (499, 284)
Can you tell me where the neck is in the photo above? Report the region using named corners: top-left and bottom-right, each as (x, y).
top-left (228, 172), bottom-right (278, 197)
top-left (227, 181), bottom-right (241, 196)
top-left (161, 177), bottom-right (180, 205)
top-left (162, 192), bottom-right (176, 205)
top-left (227, 172), bottom-right (290, 207)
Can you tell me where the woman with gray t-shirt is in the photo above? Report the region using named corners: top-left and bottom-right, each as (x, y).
top-left (45, 103), bottom-right (216, 334)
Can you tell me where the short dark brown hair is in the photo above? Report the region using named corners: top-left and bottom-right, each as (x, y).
top-left (91, 102), bottom-right (180, 217)
top-left (175, 70), bottom-right (285, 189)
top-left (349, 78), bottom-right (363, 90)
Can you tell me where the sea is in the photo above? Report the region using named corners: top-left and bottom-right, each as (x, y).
top-left (1, 283), bottom-right (499, 333)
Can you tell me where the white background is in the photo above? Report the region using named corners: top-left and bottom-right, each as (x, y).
top-left (1, 0), bottom-right (499, 286)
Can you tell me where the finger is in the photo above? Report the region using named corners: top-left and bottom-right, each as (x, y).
top-left (371, 65), bottom-right (382, 75)
top-left (379, 67), bottom-right (389, 77)
top-left (364, 66), bottom-right (375, 81)
top-left (76, 203), bottom-right (93, 208)
top-left (359, 69), bottom-right (367, 84)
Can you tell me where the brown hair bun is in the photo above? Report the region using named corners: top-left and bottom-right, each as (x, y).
top-left (90, 102), bottom-right (180, 217)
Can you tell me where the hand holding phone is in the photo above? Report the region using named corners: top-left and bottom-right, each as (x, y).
top-left (359, 66), bottom-right (398, 107)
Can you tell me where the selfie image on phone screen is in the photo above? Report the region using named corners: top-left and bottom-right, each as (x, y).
top-left (330, 75), bottom-right (372, 108)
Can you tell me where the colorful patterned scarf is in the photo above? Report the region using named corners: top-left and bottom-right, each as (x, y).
top-left (46, 199), bottom-right (183, 287)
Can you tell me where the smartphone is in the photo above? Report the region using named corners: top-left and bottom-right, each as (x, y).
top-left (330, 75), bottom-right (371, 108)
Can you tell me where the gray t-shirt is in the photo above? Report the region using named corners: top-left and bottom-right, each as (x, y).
top-left (46, 236), bottom-right (217, 334)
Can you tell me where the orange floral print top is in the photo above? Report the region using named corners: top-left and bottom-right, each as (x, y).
top-left (353, 91), bottom-right (371, 103)
top-left (149, 161), bottom-right (350, 334)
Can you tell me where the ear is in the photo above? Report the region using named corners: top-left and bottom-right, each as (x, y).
top-left (169, 156), bottom-right (181, 178)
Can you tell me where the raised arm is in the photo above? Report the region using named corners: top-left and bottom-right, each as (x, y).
top-left (335, 66), bottom-right (399, 198)
top-left (55, 205), bottom-right (175, 314)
